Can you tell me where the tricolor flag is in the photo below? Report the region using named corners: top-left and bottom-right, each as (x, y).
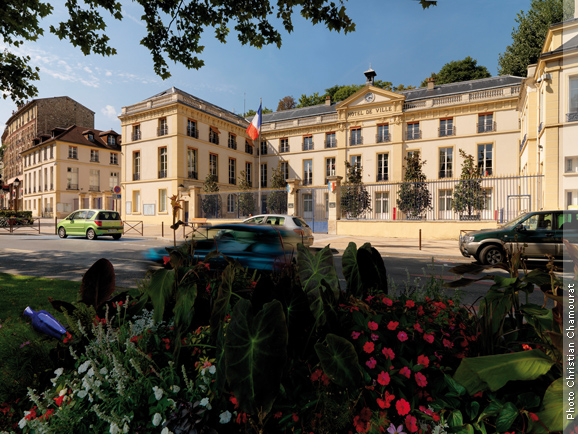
top-left (246, 104), bottom-right (262, 141)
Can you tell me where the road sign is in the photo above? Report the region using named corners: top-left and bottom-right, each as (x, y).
top-left (113, 186), bottom-right (121, 194)
top-left (114, 194), bottom-right (122, 200)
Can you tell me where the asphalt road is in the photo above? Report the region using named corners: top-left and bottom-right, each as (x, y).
top-left (0, 234), bottom-right (565, 307)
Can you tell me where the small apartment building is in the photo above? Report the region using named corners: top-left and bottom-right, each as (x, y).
top-left (519, 12), bottom-right (578, 210)
top-left (119, 87), bottom-right (255, 224)
top-left (21, 126), bottom-right (121, 218)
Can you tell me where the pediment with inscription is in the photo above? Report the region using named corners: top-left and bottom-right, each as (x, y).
top-left (336, 85), bottom-right (405, 119)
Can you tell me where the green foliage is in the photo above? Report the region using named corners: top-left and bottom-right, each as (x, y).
top-left (340, 161), bottom-right (371, 219)
top-left (452, 149), bottom-right (487, 217)
top-left (244, 106), bottom-right (273, 117)
top-left (342, 242), bottom-right (388, 298)
top-left (276, 95), bottom-right (296, 111)
top-left (396, 152), bottom-right (432, 218)
top-left (498, 0), bottom-right (574, 77)
top-left (237, 169), bottom-right (256, 217)
top-left (421, 56), bottom-right (491, 87)
top-left (314, 334), bottom-right (363, 389)
top-left (266, 166), bottom-right (287, 214)
top-left (201, 174), bottom-right (221, 218)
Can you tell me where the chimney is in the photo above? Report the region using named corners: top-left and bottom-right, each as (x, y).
top-left (325, 96), bottom-right (331, 106)
top-left (575, 0), bottom-right (578, 18)
top-left (364, 67), bottom-right (377, 86)
top-left (427, 77), bottom-right (435, 90)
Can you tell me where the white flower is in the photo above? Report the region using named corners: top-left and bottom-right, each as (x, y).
top-left (18, 417), bottom-right (27, 429)
top-left (109, 422), bottom-right (120, 434)
top-left (170, 385), bottom-right (180, 394)
top-left (100, 367), bottom-right (109, 375)
top-left (199, 397), bottom-right (211, 409)
top-left (87, 367), bottom-right (95, 378)
top-left (152, 413), bottom-right (162, 427)
top-left (59, 388), bottom-right (68, 396)
top-left (161, 428), bottom-right (172, 434)
top-left (152, 386), bottom-right (164, 400)
top-left (77, 390), bottom-right (88, 399)
top-left (123, 423), bottom-right (130, 433)
top-left (78, 360), bottom-right (91, 374)
top-left (208, 365), bottom-right (216, 375)
top-left (219, 411), bottom-right (232, 424)
top-left (54, 368), bottom-right (64, 377)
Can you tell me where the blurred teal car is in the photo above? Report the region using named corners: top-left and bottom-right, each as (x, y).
top-left (57, 209), bottom-right (124, 240)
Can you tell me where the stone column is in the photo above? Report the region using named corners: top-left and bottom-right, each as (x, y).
top-left (326, 176), bottom-right (343, 235)
top-left (285, 179), bottom-right (301, 216)
top-left (190, 186), bottom-right (201, 218)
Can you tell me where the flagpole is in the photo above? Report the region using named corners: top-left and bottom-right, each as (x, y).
top-left (258, 97), bottom-right (262, 214)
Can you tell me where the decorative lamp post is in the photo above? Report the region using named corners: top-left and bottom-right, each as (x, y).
top-left (13, 178), bottom-right (20, 213)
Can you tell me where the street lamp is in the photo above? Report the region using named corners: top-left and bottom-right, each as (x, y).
top-left (13, 178), bottom-right (20, 213)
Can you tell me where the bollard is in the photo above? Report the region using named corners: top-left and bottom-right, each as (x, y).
top-left (55, 216), bottom-right (58, 235)
top-left (162, 221), bottom-right (164, 237)
top-left (419, 229), bottom-right (422, 250)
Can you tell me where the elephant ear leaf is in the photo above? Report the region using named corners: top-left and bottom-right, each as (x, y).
top-left (342, 242), bottom-right (363, 297)
top-left (358, 243), bottom-right (388, 295)
top-left (297, 244), bottom-right (339, 305)
top-left (225, 299), bottom-right (288, 416)
top-left (147, 268), bottom-right (176, 323)
top-left (210, 263), bottom-right (236, 343)
top-left (314, 333), bottom-right (363, 389)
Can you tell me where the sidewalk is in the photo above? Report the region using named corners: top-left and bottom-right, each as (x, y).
top-left (22, 218), bottom-right (465, 261)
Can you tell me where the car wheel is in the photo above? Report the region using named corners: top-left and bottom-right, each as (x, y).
top-left (87, 228), bottom-right (97, 240)
top-left (58, 227), bottom-right (67, 238)
top-left (112, 234), bottom-right (121, 240)
top-left (479, 245), bottom-right (504, 265)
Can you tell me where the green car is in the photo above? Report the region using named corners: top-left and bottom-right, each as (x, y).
top-left (58, 209), bottom-right (124, 240)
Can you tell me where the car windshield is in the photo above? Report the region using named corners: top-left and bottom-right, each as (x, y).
top-left (293, 217), bottom-right (310, 228)
top-left (500, 213), bottom-right (530, 229)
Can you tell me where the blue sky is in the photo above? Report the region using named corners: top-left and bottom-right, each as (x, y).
top-left (0, 0), bottom-right (532, 132)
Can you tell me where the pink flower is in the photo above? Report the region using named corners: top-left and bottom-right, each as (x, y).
top-left (397, 331), bottom-right (408, 342)
top-left (382, 347), bottom-right (395, 360)
top-left (352, 331), bottom-right (361, 340)
top-left (413, 323), bottom-right (423, 333)
top-left (423, 333), bottom-right (434, 343)
top-left (415, 372), bottom-right (427, 387)
top-left (387, 321), bottom-right (399, 330)
top-left (405, 414), bottom-right (418, 433)
top-left (368, 321), bottom-right (378, 331)
top-left (405, 300), bottom-right (415, 308)
top-left (396, 399), bottom-right (411, 416)
top-left (366, 357), bottom-right (376, 369)
top-left (377, 371), bottom-right (390, 386)
top-left (371, 333), bottom-right (379, 341)
top-left (382, 297), bottom-right (393, 306)
top-left (363, 341), bottom-right (375, 353)
top-left (443, 339), bottom-right (454, 348)
top-left (416, 355), bottom-right (429, 367)
top-left (399, 367), bottom-right (411, 378)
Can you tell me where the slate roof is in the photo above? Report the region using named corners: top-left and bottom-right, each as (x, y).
top-left (23, 125), bottom-right (121, 154)
top-left (261, 75), bottom-right (523, 124)
top-left (542, 33), bottom-right (578, 56)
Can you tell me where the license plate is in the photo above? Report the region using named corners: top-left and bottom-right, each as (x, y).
top-left (108, 229), bottom-right (118, 233)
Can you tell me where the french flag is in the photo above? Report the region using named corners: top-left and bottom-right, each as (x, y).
top-left (246, 104), bottom-right (261, 141)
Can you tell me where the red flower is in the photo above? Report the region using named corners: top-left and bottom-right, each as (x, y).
top-left (413, 322), bottom-right (423, 333)
top-left (377, 391), bottom-right (395, 409)
top-left (523, 344), bottom-right (532, 351)
top-left (368, 321), bottom-right (378, 331)
top-left (443, 338), bottom-right (453, 348)
top-left (162, 256), bottom-right (171, 265)
top-left (415, 372), bottom-right (427, 387)
top-left (382, 347), bottom-right (395, 360)
top-left (387, 321), bottom-right (399, 330)
top-left (53, 395), bottom-right (64, 406)
top-left (40, 409), bottom-right (54, 420)
top-left (352, 331), bottom-right (361, 340)
top-left (366, 357), bottom-right (377, 369)
top-left (63, 332), bottom-right (73, 344)
top-left (363, 341), bottom-right (375, 353)
top-left (377, 371), bottom-right (390, 386)
top-left (25, 407), bottom-right (37, 421)
top-left (405, 414), bottom-right (418, 433)
top-left (292, 413), bottom-right (299, 422)
top-left (396, 399), bottom-right (411, 416)
top-left (162, 338), bottom-right (170, 350)
top-left (417, 355), bottom-right (429, 367)
top-left (399, 367), bottom-right (411, 378)
top-left (529, 412), bottom-right (539, 422)
top-left (405, 300), bottom-right (415, 308)
top-left (274, 412), bottom-right (282, 419)
top-left (382, 297), bottom-right (393, 306)
top-left (423, 333), bottom-right (434, 343)
top-left (229, 395), bottom-right (239, 409)
top-left (397, 331), bottom-right (408, 342)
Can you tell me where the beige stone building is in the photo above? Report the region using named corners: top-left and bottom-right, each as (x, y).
top-left (1, 96), bottom-right (94, 210)
top-left (20, 126), bottom-right (121, 218)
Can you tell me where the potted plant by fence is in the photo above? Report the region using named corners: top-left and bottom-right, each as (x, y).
top-left (237, 170), bottom-right (256, 217)
top-left (340, 161), bottom-right (371, 219)
top-left (266, 167), bottom-right (288, 214)
top-left (453, 149), bottom-right (487, 221)
top-left (201, 174), bottom-right (222, 218)
top-left (396, 152), bottom-right (432, 219)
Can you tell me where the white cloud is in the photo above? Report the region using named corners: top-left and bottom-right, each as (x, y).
top-left (101, 105), bottom-right (118, 120)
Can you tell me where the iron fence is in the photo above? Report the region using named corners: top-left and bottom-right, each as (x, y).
top-left (340, 175), bottom-right (543, 223)
top-left (199, 189), bottom-right (287, 219)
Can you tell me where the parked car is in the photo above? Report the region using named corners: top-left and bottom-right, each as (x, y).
top-left (143, 223), bottom-right (298, 271)
top-left (459, 210), bottom-right (578, 265)
top-left (57, 209), bottom-right (124, 240)
top-left (242, 214), bottom-right (314, 247)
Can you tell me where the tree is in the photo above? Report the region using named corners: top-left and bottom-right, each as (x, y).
top-left (244, 107), bottom-right (272, 118)
top-left (340, 161), bottom-right (371, 219)
top-left (237, 170), bottom-right (256, 217)
top-left (396, 153), bottom-right (432, 219)
top-left (420, 57), bottom-right (491, 87)
top-left (498, 0), bottom-right (574, 77)
top-left (266, 167), bottom-right (287, 214)
top-left (1, 0), bottom-right (358, 105)
top-left (277, 96), bottom-right (297, 111)
top-left (201, 174), bottom-right (221, 218)
top-left (452, 149), bottom-right (487, 219)
top-left (296, 92), bottom-right (326, 108)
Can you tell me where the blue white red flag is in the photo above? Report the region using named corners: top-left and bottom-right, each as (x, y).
top-left (246, 104), bottom-right (262, 141)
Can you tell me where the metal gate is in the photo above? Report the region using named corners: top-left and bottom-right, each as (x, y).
top-left (299, 187), bottom-right (328, 234)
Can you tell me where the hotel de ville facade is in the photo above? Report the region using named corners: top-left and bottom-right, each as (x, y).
top-left (117, 13), bottom-right (578, 239)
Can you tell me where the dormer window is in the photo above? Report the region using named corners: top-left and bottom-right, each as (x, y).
top-left (88, 133), bottom-right (94, 142)
top-left (107, 135), bottom-right (116, 146)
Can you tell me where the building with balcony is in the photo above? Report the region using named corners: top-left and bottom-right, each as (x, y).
top-left (20, 126), bottom-right (121, 218)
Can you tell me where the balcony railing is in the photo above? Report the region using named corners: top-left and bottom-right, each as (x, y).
top-left (438, 126), bottom-right (456, 137)
top-left (157, 126), bottom-right (168, 136)
top-left (325, 140), bottom-right (337, 148)
top-left (89, 186), bottom-right (100, 192)
top-left (158, 170), bottom-right (167, 179)
top-left (187, 127), bottom-right (198, 138)
top-left (229, 178), bottom-right (236, 185)
top-left (132, 131), bottom-right (141, 141)
top-left (67, 184), bottom-right (78, 190)
top-left (376, 173), bottom-right (389, 182)
top-left (376, 133), bottom-right (390, 143)
top-left (567, 112), bottom-right (578, 122)
top-left (280, 145), bottom-right (290, 153)
top-left (302, 142), bottom-right (314, 151)
top-left (90, 157), bottom-right (99, 162)
top-left (350, 135), bottom-right (363, 146)
top-left (406, 130), bottom-right (422, 141)
top-left (302, 179), bottom-right (312, 186)
top-left (188, 170), bottom-right (198, 180)
top-left (133, 173), bottom-right (140, 181)
top-left (44, 185), bottom-right (47, 191)
top-left (477, 122), bottom-right (496, 133)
